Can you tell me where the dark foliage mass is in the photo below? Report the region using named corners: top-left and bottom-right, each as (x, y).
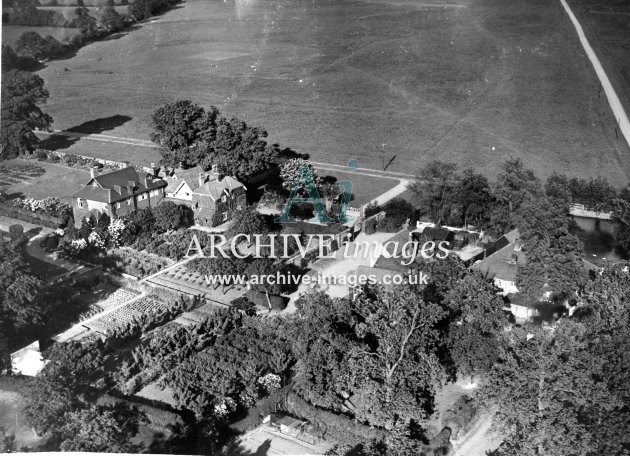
top-left (150, 100), bottom-right (280, 181)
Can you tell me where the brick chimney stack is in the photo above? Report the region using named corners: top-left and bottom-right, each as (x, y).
top-left (90, 166), bottom-right (99, 179)
top-left (198, 172), bottom-right (206, 187)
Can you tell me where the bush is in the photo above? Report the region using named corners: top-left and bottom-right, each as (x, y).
top-left (34, 149), bottom-right (48, 160)
top-left (230, 297), bottom-right (256, 316)
top-left (8, 224), bottom-right (24, 241)
top-left (364, 217), bottom-right (377, 234)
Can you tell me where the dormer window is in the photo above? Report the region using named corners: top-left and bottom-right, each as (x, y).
top-left (78, 199), bottom-right (84, 208)
top-left (221, 194), bottom-right (227, 203)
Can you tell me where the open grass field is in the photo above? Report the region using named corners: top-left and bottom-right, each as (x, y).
top-left (2, 25), bottom-right (81, 46)
top-left (32, 0), bottom-right (630, 183)
top-left (569, 0), bottom-right (630, 138)
top-left (0, 159), bottom-right (89, 204)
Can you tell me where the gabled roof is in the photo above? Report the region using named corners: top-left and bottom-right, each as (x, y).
top-left (162, 166), bottom-right (206, 194)
top-left (194, 175), bottom-right (245, 200)
top-left (73, 167), bottom-right (166, 203)
top-left (471, 229), bottom-right (525, 283)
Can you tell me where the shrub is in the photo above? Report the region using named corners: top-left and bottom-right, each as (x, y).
top-left (230, 297), bottom-right (256, 316)
top-left (8, 224), bottom-right (24, 241)
top-left (364, 217), bottom-right (377, 234)
top-left (34, 149), bottom-right (48, 160)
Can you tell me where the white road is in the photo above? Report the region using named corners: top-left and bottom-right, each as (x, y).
top-left (559, 0), bottom-right (630, 149)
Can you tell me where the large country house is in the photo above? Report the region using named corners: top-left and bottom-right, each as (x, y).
top-left (72, 164), bottom-right (247, 227)
top-left (72, 166), bottom-right (167, 226)
top-left (159, 165), bottom-right (247, 226)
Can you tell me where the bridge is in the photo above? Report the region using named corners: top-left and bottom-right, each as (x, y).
top-left (569, 204), bottom-right (613, 220)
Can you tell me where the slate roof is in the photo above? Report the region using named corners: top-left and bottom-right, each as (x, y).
top-left (161, 166), bottom-right (206, 195)
top-left (471, 229), bottom-right (525, 283)
top-left (72, 167), bottom-right (166, 204)
top-left (194, 175), bottom-right (245, 200)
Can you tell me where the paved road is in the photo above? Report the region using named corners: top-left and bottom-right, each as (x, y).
top-left (560, 0), bottom-right (630, 149)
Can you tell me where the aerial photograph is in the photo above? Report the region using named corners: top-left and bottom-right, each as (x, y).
top-left (1, 0), bottom-right (629, 453)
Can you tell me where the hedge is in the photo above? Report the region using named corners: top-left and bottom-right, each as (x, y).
top-left (0, 202), bottom-right (65, 229)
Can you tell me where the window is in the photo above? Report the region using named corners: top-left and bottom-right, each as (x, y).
top-left (236, 204), bottom-right (242, 210)
top-left (127, 198), bottom-right (132, 206)
top-left (116, 202), bottom-right (121, 209)
top-left (221, 194), bottom-right (227, 203)
top-left (78, 200), bottom-right (83, 208)
top-left (222, 211), bottom-right (228, 221)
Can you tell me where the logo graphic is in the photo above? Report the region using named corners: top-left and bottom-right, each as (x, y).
top-left (274, 160), bottom-right (356, 224)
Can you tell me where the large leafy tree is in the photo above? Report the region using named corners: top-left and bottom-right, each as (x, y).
top-left (445, 273), bottom-right (508, 380)
top-left (225, 206), bottom-right (270, 239)
top-left (455, 167), bottom-right (492, 228)
top-left (151, 101), bottom-right (278, 180)
top-left (610, 198), bottom-right (630, 250)
top-left (152, 200), bottom-right (188, 231)
top-left (150, 100), bottom-right (217, 162)
top-left (279, 158), bottom-right (321, 192)
top-left (1, 70), bottom-right (53, 159)
top-left (15, 31), bottom-right (51, 61)
top-left (99, 5), bottom-right (125, 32)
top-left (292, 287), bottom-right (446, 430)
top-left (410, 160), bottom-right (459, 225)
top-left (514, 194), bottom-right (585, 299)
top-left (482, 321), bottom-right (627, 456)
top-left (201, 117), bottom-right (279, 181)
top-left (59, 403), bottom-right (146, 452)
top-left (488, 158), bottom-right (542, 235)
top-left (0, 239), bottom-right (43, 330)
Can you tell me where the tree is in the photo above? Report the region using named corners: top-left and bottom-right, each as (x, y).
top-left (280, 158), bottom-right (320, 192)
top-left (514, 194), bottom-right (585, 300)
top-left (455, 168), bottom-right (492, 227)
top-left (482, 322), bottom-right (627, 456)
top-left (1, 45), bottom-right (39, 72)
top-left (380, 198), bottom-right (417, 232)
top-left (73, 7), bottom-right (98, 38)
top-left (59, 403), bottom-right (146, 452)
top-left (8, 223), bottom-right (24, 242)
top-left (15, 31), bottom-right (50, 60)
top-left (150, 100), bottom-right (216, 164)
top-left (610, 198), bottom-right (630, 250)
top-left (488, 158), bottom-right (541, 235)
top-left (99, 5), bottom-right (124, 32)
top-left (226, 206), bottom-right (270, 239)
top-left (23, 340), bottom-right (109, 435)
top-left (152, 201), bottom-right (188, 231)
top-left (0, 239), bottom-right (43, 330)
top-left (544, 172), bottom-right (571, 205)
top-left (445, 273), bottom-right (508, 380)
top-left (128, 0), bottom-right (150, 20)
top-left (1, 70), bottom-right (53, 159)
top-left (410, 160), bottom-right (459, 225)
top-left (292, 287), bottom-right (446, 429)
top-left (200, 116), bottom-right (279, 181)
